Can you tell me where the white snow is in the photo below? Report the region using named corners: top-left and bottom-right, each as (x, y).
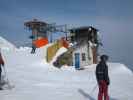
top-left (50, 47), bottom-right (67, 64)
top-left (0, 36), bottom-right (16, 51)
top-left (16, 47), bottom-right (31, 52)
top-left (0, 43), bottom-right (133, 100)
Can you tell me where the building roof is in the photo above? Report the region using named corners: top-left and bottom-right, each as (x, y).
top-left (24, 19), bottom-right (48, 28)
top-left (69, 26), bottom-right (98, 32)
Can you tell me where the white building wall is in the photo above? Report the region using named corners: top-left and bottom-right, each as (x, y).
top-left (88, 45), bottom-right (93, 64)
top-left (73, 44), bottom-right (93, 68)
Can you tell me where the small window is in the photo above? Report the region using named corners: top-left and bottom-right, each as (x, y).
top-left (82, 53), bottom-right (86, 61)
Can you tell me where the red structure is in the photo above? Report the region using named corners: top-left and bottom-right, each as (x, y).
top-left (61, 37), bottom-right (69, 48)
top-left (24, 19), bottom-right (48, 48)
top-left (33, 38), bottom-right (48, 48)
top-left (24, 19), bottom-right (47, 47)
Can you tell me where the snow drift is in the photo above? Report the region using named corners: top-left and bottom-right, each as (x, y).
top-left (0, 36), bottom-right (16, 51)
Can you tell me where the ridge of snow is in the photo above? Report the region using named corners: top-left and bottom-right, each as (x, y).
top-left (108, 63), bottom-right (133, 75)
top-left (50, 47), bottom-right (68, 64)
top-left (16, 47), bottom-right (31, 52)
top-left (0, 36), bottom-right (16, 51)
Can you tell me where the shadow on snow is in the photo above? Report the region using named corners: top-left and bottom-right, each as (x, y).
top-left (78, 88), bottom-right (118, 100)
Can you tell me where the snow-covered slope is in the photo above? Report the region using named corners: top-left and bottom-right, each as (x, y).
top-left (0, 36), bottom-right (16, 51)
top-left (0, 45), bottom-right (133, 100)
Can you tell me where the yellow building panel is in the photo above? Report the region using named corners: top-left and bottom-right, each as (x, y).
top-left (47, 40), bottom-right (63, 62)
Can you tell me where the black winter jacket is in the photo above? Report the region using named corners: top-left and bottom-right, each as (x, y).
top-left (96, 61), bottom-right (110, 85)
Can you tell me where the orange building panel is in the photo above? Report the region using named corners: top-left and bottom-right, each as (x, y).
top-left (61, 38), bottom-right (69, 48)
top-left (33, 38), bottom-right (48, 48)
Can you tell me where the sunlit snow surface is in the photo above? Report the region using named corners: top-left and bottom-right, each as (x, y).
top-left (0, 45), bottom-right (133, 100)
top-left (0, 36), bottom-right (16, 51)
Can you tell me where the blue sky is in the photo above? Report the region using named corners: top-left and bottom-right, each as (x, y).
top-left (0, 0), bottom-right (133, 69)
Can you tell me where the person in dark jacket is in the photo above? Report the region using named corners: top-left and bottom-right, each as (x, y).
top-left (31, 44), bottom-right (36, 54)
top-left (96, 55), bottom-right (110, 100)
top-left (0, 51), bottom-right (5, 82)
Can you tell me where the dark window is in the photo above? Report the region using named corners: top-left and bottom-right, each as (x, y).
top-left (82, 53), bottom-right (86, 61)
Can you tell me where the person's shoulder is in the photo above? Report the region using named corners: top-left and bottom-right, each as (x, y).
top-left (96, 63), bottom-right (100, 66)
top-left (96, 63), bottom-right (101, 68)
top-left (105, 64), bottom-right (109, 69)
top-left (97, 61), bottom-right (102, 65)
